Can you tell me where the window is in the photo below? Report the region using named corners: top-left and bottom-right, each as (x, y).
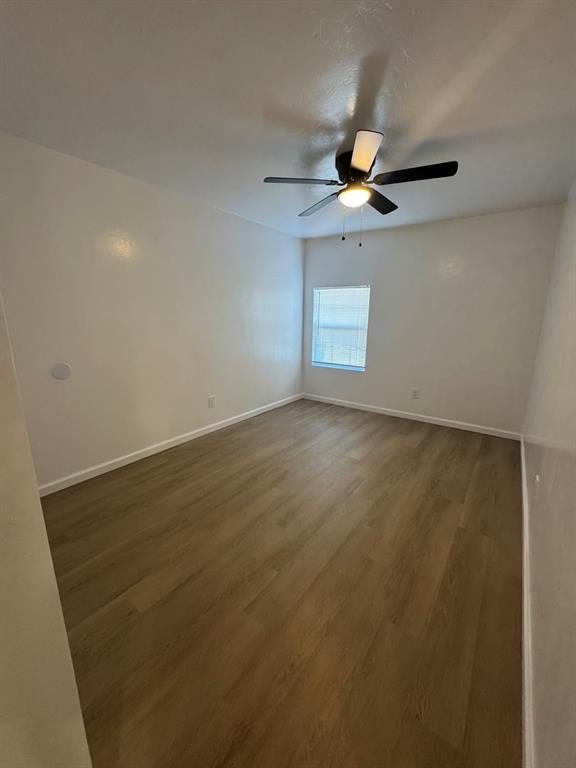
top-left (311, 285), bottom-right (370, 372)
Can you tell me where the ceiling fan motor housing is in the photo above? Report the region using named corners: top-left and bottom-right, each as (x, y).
top-left (336, 150), bottom-right (371, 183)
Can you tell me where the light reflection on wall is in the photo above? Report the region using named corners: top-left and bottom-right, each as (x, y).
top-left (346, 95), bottom-right (356, 117)
top-left (437, 253), bottom-right (463, 277)
top-left (102, 229), bottom-right (138, 261)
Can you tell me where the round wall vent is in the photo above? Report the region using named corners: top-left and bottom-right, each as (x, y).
top-left (51, 363), bottom-right (72, 380)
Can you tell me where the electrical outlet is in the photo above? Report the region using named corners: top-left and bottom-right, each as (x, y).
top-left (410, 387), bottom-right (421, 400)
top-left (208, 395), bottom-right (216, 408)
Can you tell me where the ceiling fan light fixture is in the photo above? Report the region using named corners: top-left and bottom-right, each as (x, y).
top-left (338, 184), bottom-right (372, 208)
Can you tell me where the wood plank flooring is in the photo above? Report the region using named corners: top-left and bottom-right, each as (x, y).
top-left (42, 400), bottom-right (523, 768)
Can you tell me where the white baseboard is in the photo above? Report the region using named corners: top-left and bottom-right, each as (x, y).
top-left (39, 392), bottom-right (521, 497)
top-left (38, 394), bottom-right (303, 496)
top-left (521, 437), bottom-right (535, 768)
top-left (301, 394), bottom-right (521, 441)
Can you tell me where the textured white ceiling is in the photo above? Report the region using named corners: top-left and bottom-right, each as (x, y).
top-left (1, 0), bottom-right (575, 237)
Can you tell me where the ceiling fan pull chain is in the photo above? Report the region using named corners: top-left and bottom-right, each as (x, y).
top-left (342, 211), bottom-right (346, 241)
top-left (359, 206), bottom-right (364, 247)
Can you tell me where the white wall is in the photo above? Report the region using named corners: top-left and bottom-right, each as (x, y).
top-left (523, 184), bottom-right (576, 768)
top-left (0, 132), bottom-right (303, 490)
top-left (303, 207), bottom-right (560, 436)
top-left (0, 293), bottom-right (91, 767)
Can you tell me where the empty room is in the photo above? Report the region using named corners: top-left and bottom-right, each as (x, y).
top-left (1, 1), bottom-right (575, 767)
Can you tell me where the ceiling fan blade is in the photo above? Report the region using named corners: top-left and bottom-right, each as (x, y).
top-left (298, 192), bottom-right (340, 217)
top-left (264, 176), bottom-right (340, 185)
top-left (351, 130), bottom-right (383, 173)
top-left (372, 161), bottom-right (458, 186)
top-left (367, 190), bottom-right (398, 215)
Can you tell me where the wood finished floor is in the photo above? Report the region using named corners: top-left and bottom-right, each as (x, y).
top-left (42, 400), bottom-right (523, 768)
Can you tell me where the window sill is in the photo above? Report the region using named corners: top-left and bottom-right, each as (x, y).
top-left (311, 362), bottom-right (366, 373)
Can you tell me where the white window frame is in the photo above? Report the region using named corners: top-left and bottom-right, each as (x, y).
top-left (311, 285), bottom-right (371, 373)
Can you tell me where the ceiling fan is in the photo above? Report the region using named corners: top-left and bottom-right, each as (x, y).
top-left (264, 130), bottom-right (458, 217)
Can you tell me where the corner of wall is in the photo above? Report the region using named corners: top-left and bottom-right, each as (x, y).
top-left (520, 436), bottom-right (535, 768)
top-left (0, 290), bottom-right (92, 767)
top-left (519, 182), bottom-right (576, 768)
top-left (298, 237), bottom-right (308, 394)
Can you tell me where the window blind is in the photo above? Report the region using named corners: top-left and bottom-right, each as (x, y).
top-left (311, 285), bottom-right (370, 372)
